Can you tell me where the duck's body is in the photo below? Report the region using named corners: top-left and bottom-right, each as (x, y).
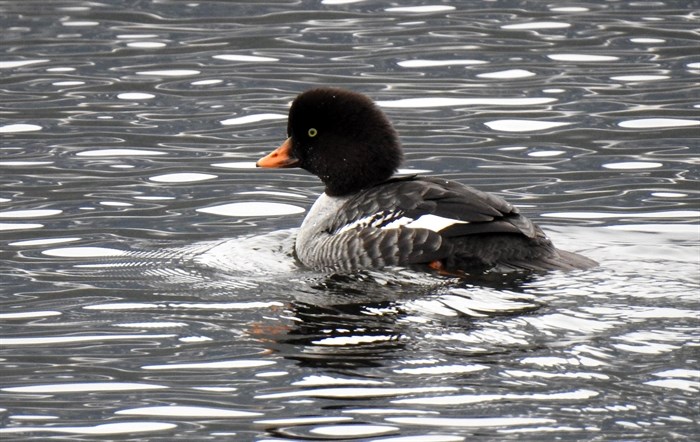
top-left (257, 88), bottom-right (596, 274)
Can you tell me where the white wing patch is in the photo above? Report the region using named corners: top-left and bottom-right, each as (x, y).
top-left (336, 210), bottom-right (406, 234)
top-left (405, 214), bottom-right (468, 232)
top-left (337, 211), bottom-right (467, 234)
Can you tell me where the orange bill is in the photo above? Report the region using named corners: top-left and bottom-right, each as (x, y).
top-left (256, 138), bottom-right (300, 168)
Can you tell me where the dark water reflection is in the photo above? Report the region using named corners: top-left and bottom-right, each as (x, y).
top-left (1, 0), bottom-right (699, 440)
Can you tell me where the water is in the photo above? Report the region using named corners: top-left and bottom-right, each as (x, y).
top-left (1, 0), bottom-right (698, 440)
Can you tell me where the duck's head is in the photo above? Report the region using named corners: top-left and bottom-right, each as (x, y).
top-left (256, 88), bottom-right (403, 196)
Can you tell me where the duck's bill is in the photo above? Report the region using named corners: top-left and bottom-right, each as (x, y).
top-left (256, 138), bottom-right (300, 168)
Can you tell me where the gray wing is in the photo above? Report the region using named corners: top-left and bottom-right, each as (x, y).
top-left (322, 176), bottom-right (546, 270)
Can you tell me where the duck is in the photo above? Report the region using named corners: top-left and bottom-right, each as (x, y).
top-left (256, 87), bottom-right (597, 274)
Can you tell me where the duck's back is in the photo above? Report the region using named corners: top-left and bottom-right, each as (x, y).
top-left (295, 176), bottom-right (596, 273)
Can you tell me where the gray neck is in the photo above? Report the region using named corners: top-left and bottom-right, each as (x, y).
top-left (295, 193), bottom-right (351, 266)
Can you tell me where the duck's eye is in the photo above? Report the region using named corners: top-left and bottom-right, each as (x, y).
top-left (307, 128), bottom-right (318, 138)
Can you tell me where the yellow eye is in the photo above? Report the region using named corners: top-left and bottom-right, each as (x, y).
top-left (308, 128), bottom-right (318, 138)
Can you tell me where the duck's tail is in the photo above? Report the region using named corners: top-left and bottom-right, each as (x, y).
top-left (500, 248), bottom-right (598, 272)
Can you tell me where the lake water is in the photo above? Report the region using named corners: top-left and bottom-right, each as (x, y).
top-left (1, 0), bottom-right (698, 440)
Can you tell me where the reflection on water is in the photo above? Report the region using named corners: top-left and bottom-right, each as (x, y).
top-left (1, 0), bottom-right (698, 440)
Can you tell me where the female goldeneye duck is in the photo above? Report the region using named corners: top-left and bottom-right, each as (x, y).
top-left (256, 87), bottom-right (597, 274)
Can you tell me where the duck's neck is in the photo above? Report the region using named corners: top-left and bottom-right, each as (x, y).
top-left (321, 170), bottom-right (395, 197)
top-left (296, 192), bottom-right (351, 261)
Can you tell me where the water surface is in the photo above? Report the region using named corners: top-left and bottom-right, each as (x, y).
top-left (1, 0), bottom-right (698, 440)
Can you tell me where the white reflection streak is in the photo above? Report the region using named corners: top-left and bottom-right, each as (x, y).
top-left (2, 382), bottom-right (168, 393)
top-left (386, 417), bottom-right (556, 427)
top-left (0, 59), bottom-right (49, 68)
top-left (256, 386), bottom-right (458, 399)
top-left (378, 97), bottom-right (556, 108)
top-left (0, 123), bottom-right (42, 133)
top-left (116, 405), bottom-right (262, 418)
top-left (196, 202), bottom-right (305, 217)
top-left (220, 113), bottom-right (286, 125)
top-left (394, 389), bottom-right (598, 405)
top-left (0, 334), bottom-right (176, 346)
top-left (0, 422), bottom-right (177, 435)
top-left (143, 360), bottom-right (276, 370)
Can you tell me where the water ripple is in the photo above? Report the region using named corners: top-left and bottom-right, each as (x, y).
top-left (1, 1), bottom-right (698, 440)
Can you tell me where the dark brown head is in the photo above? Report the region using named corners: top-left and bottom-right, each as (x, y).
top-left (257, 88), bottom-right (403, 196)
